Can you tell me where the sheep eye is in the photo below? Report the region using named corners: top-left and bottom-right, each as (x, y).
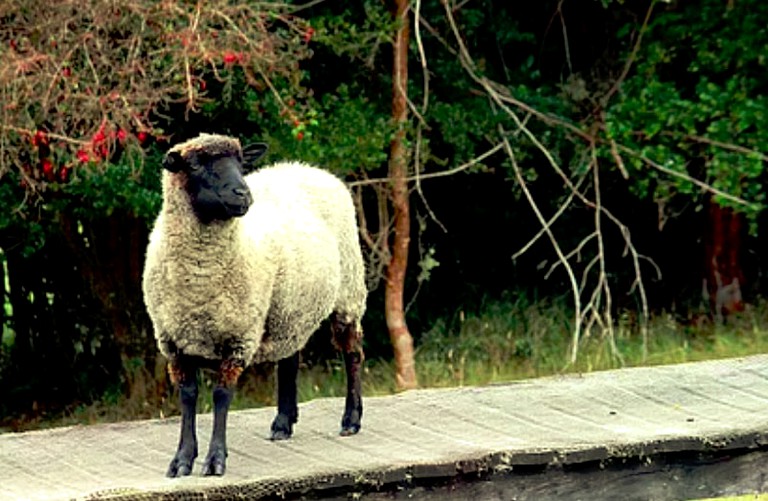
top-left (189, 153), bottom-right (210, 172)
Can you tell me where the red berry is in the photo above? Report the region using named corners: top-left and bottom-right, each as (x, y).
top-left (296, 131), bottom-right (304, 141)
top-left (42, 159), bottom-right (54, 176)
top-left (223, 51), bottom-right (238, 64)
top-left (304, 27), bottom-right (315, 43)
top-left (137, 131), bottom-right (148, 143)
top-left (32, 130), bottom-right (48, 147)
top-left (92, 130), bottom-right (105, 144)
top-left (58, 166), bottom-right (70, 183)
top-left (76, 149), bottom-right (89, 163)
top-left (62, 67), bottom-right (71, 77)
top-left (117, 129), bottom-right (127, 142)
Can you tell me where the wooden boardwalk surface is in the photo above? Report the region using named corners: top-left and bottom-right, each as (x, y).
top-left (2, 355), bottom-right (768, 500)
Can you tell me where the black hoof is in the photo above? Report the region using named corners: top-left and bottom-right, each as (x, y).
top-left (166, 451), bottom-right (196, 478)
top-left (340, 423), bottom-right (361, 436)
top-left (340, 409), bottom-right (361, 436)
top-left (270, 413), bottom-right (294, 441)
top-left (202, 450), bottom-right (227, 476)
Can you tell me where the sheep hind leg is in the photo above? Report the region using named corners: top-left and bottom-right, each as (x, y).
top-left (202, 358), bottom-right (243, 476)
top-left (166, 357), bottom-right (199, 478)
top-left (331, 312), bottom-right (364, 436)
top-left (270, 351), bottom-right (300, 440)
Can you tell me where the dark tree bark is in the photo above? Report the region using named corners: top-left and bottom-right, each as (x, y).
top-left (704, 199), bottom-right (745, 322)
top-left (386, 0), bottom-right (418, 390)
top-left (59, 211), bottom-right (164, 402)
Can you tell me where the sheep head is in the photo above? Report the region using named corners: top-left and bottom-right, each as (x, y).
top-left (163, 133), bottom-right (268, 223)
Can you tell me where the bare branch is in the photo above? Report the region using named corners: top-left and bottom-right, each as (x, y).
top-left (617, 144), bottom-right (753, 208)
top-left (677, 133), bottom-right (768, 163)
top-left (347, 141), bottom-right (503, 188)
top-left (501, 132), bottom-right (584, 363)
top-left (600, 1), bottom-right (655, 107)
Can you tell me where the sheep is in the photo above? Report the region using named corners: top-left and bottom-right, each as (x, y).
top-left (141, 133), bottom-right (367, 477)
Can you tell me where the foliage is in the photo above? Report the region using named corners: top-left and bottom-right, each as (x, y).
top-left (252, 84), bottom-right (392, 177)
top-left (0, 0), bottom-right (312, 232)
top-left (604, 0), bottom-right (768, 221)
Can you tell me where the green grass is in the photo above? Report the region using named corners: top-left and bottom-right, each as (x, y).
top-left (692, 495), bottom-right (768, 501)
top-left (9, 297), bottom-right (768, 431)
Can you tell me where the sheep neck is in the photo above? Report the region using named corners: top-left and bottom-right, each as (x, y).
top-left (162, 177), bottom-right (243, 265)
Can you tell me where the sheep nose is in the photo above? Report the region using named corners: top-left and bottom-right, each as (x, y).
top-left (232, 187), bottom-right (253, 206)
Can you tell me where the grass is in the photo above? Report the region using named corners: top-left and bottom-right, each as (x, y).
top-left (693, 496), bottom-right (768, 501)
top-left (7, 296), bottom-right (768, 431)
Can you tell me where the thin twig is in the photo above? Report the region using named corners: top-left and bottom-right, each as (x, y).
top-left (347, 141), bottom-right (503, 187)
top-left (502, 133), bottom-right (584, 363)
top-left (616, 144), bottom-right (753, 208)
top-left (600, 1), bottom-right (655, 107)
top-left (513, 172), bottom-right (588, 260)
top-left (677, 133), bottom-right (768, 163)
top-left (557, 0), bottom-right (573, 75)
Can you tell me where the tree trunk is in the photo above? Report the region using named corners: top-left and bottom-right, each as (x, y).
top-left (386, 0), bottom-right (417, 391)
top-left (704, 199), bottom-right (745, 322)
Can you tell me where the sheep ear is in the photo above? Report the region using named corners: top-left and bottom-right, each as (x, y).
top-left (163, 150), bottom-right (186, 173)
top-left (242, 142), bottom-right (268, 168)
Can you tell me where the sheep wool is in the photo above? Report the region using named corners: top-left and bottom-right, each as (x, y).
top-left (143, 142), bottom-right (366, 368)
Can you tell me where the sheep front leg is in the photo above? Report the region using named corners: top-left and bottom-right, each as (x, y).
top-left (332, 313), bottom-right (364, 436)
top-left (167, 357), bottom-right (199, 477)
top-left (202, 358), bottom-right (243, 476)
top-left (270, 351), bottom-right (299, 440)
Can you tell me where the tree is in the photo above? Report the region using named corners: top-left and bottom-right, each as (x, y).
top-left (386, 0), bottom-right (418, 390)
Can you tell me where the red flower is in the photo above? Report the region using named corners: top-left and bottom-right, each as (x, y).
top-left (304, 27), bottom-right (315, 43)
top-left (296, 131), bottom-right (304, 141)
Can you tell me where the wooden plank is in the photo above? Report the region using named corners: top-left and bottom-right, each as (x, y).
top-left (1, 355), bottom-right (767, 500)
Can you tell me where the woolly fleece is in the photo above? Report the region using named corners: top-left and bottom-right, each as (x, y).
top-left (142, 136), bottom-right (366, 366)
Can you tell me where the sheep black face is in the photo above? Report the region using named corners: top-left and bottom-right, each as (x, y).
top-left (164, 143), bottom-right (268, 224)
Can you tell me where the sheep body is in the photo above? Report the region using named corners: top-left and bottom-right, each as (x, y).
top-left (143, 160), bottom-right (365, 366)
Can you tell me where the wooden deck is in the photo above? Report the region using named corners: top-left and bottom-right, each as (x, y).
top-left (2, 355), bottom-right (768, 500)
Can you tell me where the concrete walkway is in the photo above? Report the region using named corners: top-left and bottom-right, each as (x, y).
top-left (1, 355), bottom-right (768, 500)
